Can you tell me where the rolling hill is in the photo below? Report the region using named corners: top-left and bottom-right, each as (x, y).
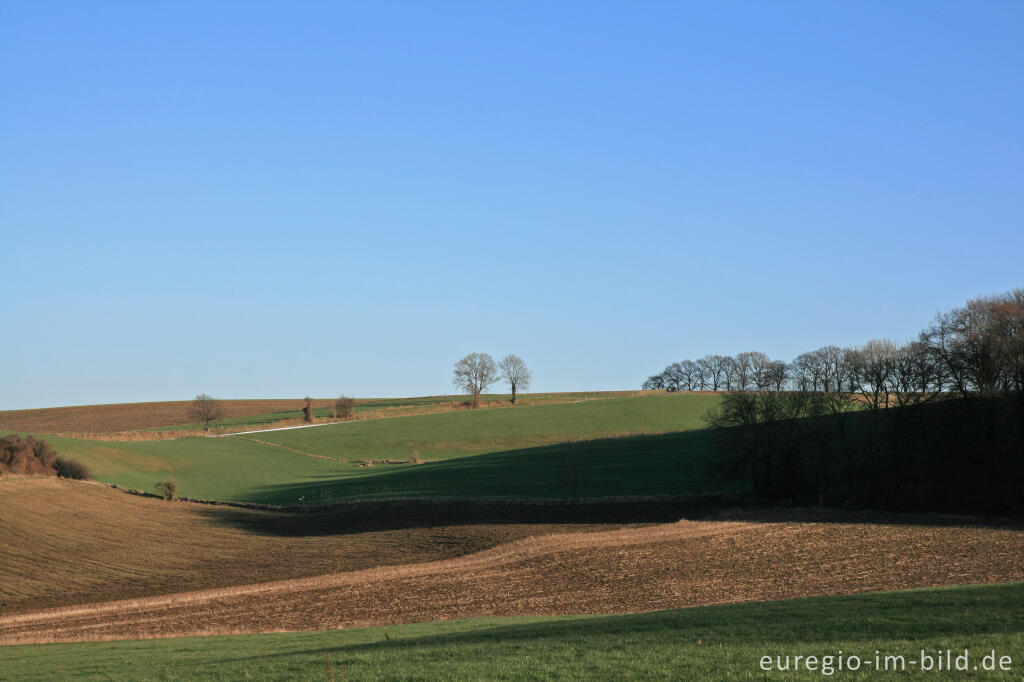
top-left (8, 393), bottom-right (734, 504)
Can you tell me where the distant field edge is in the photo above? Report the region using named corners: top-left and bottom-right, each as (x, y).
top-left (103, 480), bottom-right (748, 512)
top-left (3, 582), bottom-right (1023, 680)
top-left (96, 482), bottom-right (1024, 526)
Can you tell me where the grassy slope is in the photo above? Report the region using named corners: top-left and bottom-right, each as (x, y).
top-left (256, 394), bottom-right (717, 461)
top-left (16, 394), bottom-right (734, 505)
top-left (3, 583), bottom-right (1021, 680)
top-left (28, 435), bottom-right (348, 504)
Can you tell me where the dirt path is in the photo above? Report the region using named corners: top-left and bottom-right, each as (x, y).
top-left (4, 518), bottom-right (1023, 644)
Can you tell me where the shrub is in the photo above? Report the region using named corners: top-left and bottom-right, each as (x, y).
top-left (0, 434), bottom-right (87, 479)
top-left (335, 395), bottom-right (355, 420)
top-left (54, 456), bottom-right (91, 480)
top-left (156, 477), bottom-right (178, 501)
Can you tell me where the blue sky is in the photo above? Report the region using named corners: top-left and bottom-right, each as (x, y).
top-left (1, 1), bottom-right (1022, 409)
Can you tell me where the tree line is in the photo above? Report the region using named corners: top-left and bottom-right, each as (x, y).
top-left (647, 288), bottom-right (1024, 514)
top-left (645, 288), bottom-right (1023, 399)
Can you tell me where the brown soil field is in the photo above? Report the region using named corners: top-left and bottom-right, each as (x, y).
top-left (0, 478), bottom-right (635, 616)
top-left (0, 392), bottom-right (641, 435)
top-left (2, 480), bottom-right (1022, 644)
top-left (0, 399), bottom-right (338, 434)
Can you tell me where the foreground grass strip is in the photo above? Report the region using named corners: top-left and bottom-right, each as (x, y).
top-left (2, 583), bottom-right (1022, 680)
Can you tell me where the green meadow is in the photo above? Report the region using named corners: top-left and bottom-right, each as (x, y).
top-left (4, 583), bottom-right (1021, 680)
top-left (14, 394), bottom-right (738, 505)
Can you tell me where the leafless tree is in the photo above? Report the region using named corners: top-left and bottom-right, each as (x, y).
top-left (791, 351), bottom-right (821, 391)
top-left (720, 356), bottom-right (738, 390)
top-left (452, 352), bottom-right (499, 407)
top-left (703, 355), bottom-right (728, 391)
top-left (695, 356), bottom-right (712, 390)
top-left (849, 339), bottom-right (898, 411)
top-left (662, 362), bottom-right (684, 391)
top-left (924, 289), bottom-right (1024, 395)
top-left (498, 354), bottom-right (532, 403)
top-left (681, 360), bottom-right (701, 390)
top-left (733, 351), bottom-right (774, 390)
top-left (733, 352), bottom-right (754, 391)
top-left (766, 360), bottom-right (789, 391)
top-left (188, 394), bottom-right (223, 430)
top-left (749, 352), bottom-right (774, 389)
top-left (642, 373), bottom-right (665, 391)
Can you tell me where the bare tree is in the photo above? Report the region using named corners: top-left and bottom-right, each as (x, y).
top-left (720, 356), bottom-right (737, 390)
top-left (733, 352), bottom-right (758, 391)
top-left (924, 290), bottom-right (1024, 395)
top-left (642, 373), bottom-right (665, 391)
top-left (680, 360), bottom-right (700, 390)
top-left (662, 362), bottom-right (685, 391)
top-left (498, 354), bottom-right (532, 403)
top-left (695, 356), bottom-right (711, 390)
top-left (452, 353), bottom-right (499, 407)
top-left (704, 355), bottom-right (728, 391)
top-left (849, 339), bottom-right (898, 411)
top-left (188, 394), bottom-right (223, 430)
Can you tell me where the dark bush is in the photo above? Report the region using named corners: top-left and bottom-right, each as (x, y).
top-left (54, 456), bottom-right (92, 480)
top-left (156, 477), bottom-right (178, 500)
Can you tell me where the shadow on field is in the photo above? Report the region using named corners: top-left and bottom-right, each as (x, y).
top-left (195, 498), bottom-right (725, 537)
top-left (239, 430), bottom-right (737, 505)
top-left (196, 430), bottom-right (744, 536)
top-left (195, 427), bottom-right (1023, 537)
top-left (197, 496), bottom-right (1024, 538)
top-left (209, 584), bottom-right (1024, 665)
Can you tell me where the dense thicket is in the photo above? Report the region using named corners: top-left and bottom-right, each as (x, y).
top-left (646, 288), bottom-right (1023, 513)
top-left (0, 434), bottom-right (91, 480)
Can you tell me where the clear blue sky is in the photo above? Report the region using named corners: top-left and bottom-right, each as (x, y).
top-left (1, 1), bottom-right (1021, 409)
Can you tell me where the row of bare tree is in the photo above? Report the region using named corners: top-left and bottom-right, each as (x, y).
top-left (645, 288), bottom-right (1024, 401)
top-left (643, 352), bottom-right (787, 392)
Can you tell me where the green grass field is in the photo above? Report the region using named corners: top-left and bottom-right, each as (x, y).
top-left (12, 394), bottom-right (737, 505)
top-left (4, 583), bottom-right (1021, 680)
top-left (254, 393), bottom-right (718, 461)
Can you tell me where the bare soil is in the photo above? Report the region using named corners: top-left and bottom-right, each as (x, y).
top-left (0, 479), bottom-right (633, 616)
top-left (0, 399), bottom-right (338, 434)
top-left (3, 479), bottom-right (1022, 644)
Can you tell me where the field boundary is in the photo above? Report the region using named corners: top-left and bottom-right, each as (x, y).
top-left (95, 478), bottom-right (744, 513)
top-left (213, 421), bottom-right (355, 437)
top-left (86, 482), bottom-right (1024, 526)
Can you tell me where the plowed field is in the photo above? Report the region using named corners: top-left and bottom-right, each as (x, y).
top-left (0, 400), bottom-right (337, 433)
top-left (0, 479), bottom-right (633, 615)
top-left (4, 479), bottom-right (1022, 644)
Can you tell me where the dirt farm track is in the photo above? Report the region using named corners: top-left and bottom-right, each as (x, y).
top-left (2, 478), bottom-right (1023, 644)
